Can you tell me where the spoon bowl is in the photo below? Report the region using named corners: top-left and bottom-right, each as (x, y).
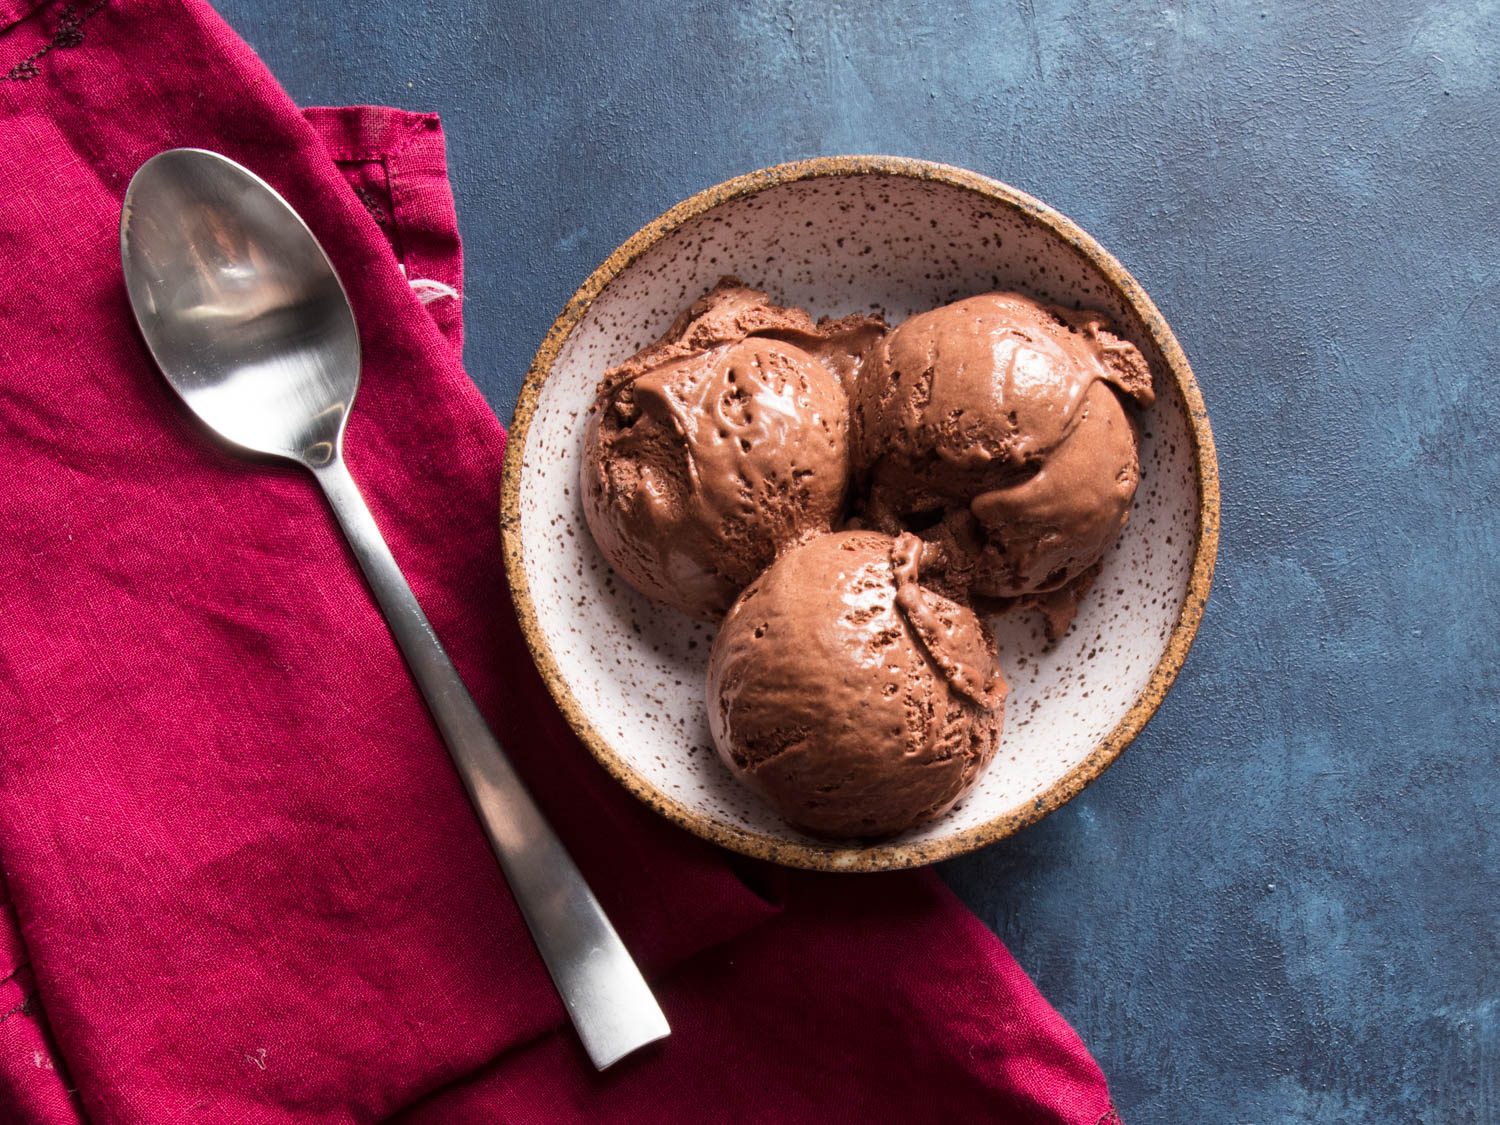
top-left (122, 148), bottom-right (358, 465)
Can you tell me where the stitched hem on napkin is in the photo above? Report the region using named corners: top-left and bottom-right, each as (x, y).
top-left (1, 0), bottom-right (106, 80)
top-left (302, 105), bottom-right (466, 352)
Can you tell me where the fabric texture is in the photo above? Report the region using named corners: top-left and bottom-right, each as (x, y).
top-left (0, 1), bottom-right (1118, 1121)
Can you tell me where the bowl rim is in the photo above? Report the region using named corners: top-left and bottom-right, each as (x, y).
top-left (500, 155), bottom-right (1221, 873)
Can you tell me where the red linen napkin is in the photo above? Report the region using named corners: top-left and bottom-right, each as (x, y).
top-left (0, 1), bottom-right (1120, 1122)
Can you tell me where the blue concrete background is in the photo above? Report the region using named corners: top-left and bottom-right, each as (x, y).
top-left (214, 2), bottom-right (1499, 1119)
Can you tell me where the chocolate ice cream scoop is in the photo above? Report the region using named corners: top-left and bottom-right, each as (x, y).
top-left (852, 292), bottom-right (1154, 636)
top-left (582, 279), bottom-right (884, 620)
top-left (707, 531), bottom-right (1005, 839)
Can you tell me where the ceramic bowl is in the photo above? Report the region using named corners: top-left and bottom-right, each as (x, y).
top-left (500, 157), bottom-right (1219, 872)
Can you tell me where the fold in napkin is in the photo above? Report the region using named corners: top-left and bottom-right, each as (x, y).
top-left (0, 2), bottom-right (1119, 1121)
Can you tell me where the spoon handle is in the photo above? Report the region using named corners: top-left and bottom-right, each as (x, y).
top-left (311, 455), bottom-right (669, 1070)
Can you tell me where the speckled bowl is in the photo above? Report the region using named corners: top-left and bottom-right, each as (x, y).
top-left (500, 157), bottom-right (1218, 872)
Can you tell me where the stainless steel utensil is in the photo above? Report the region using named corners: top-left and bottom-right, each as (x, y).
top-left (120, 148), bottom-right (668, 1070)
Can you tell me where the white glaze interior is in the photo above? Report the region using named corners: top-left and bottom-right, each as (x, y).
top-left (516, 172), bottom-right (1198, 859)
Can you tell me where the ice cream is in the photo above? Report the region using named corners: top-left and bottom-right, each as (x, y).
top-left (851, 292), bottom-right (1154, 636)
top-left (580, 280), bottom-right (1158, 840)
top-left (581, 279), bottom-right (883, 619)
top-left (706, 531), bottom-right (1006, 839)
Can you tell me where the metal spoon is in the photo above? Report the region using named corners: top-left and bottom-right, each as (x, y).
top-left (120, 148), bottom-right (668, 1070)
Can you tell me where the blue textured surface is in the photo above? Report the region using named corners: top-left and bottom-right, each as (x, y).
top-left (215, 2), bottom-right (1500, 1119)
